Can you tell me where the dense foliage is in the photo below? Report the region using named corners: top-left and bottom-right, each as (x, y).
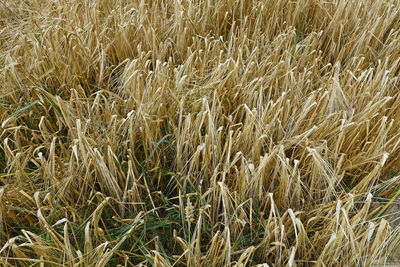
top-left (1, 0), bottom-right (400, 265)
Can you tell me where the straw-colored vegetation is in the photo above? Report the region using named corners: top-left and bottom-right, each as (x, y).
top-left (1, 0), bottom-right (400, 266)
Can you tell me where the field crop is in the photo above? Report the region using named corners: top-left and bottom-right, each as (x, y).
top-left (1, 0), bottom-right (400, 266)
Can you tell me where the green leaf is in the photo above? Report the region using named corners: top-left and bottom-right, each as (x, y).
top-left (145, 134), bottom-right (172, 163)
top-left (6, 100), bottom-right (40, 119)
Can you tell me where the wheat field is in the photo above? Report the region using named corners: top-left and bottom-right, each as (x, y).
top-left (1, 0), bottom-right (400, 266)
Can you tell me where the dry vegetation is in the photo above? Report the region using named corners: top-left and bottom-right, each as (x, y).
top-left (1, 0), bottom-right (400, 266)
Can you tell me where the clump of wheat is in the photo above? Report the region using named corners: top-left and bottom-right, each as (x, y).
top-left (1, 0), bottom-right (400, 266)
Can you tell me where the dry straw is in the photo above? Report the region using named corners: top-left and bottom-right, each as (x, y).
top-left (1, 0), bottom-right (400, 266)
